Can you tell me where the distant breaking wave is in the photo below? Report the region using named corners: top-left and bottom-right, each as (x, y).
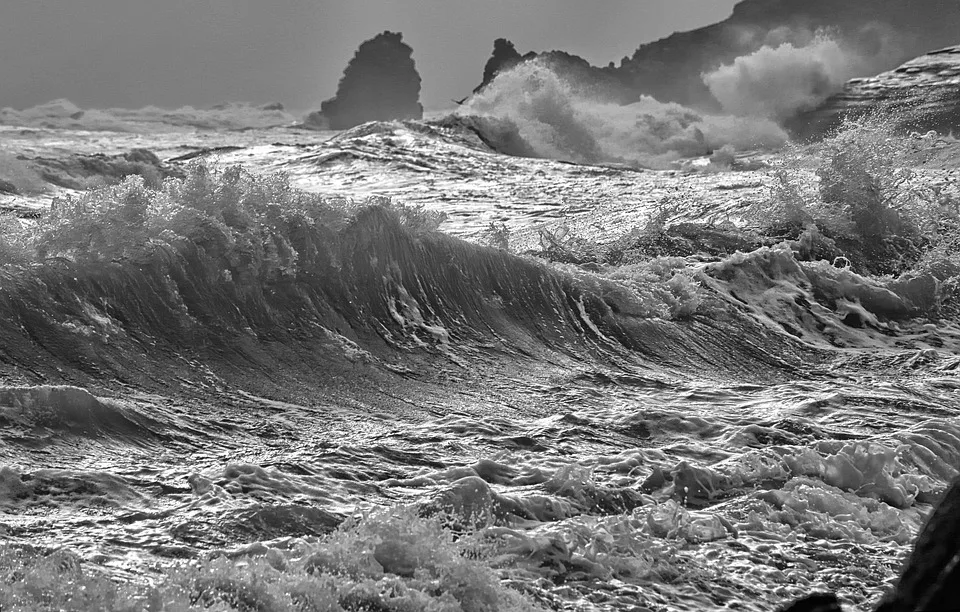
top-left (0, 99), bottom-right (295, 132)
top-left (458, 60), bottom-right (788, 168)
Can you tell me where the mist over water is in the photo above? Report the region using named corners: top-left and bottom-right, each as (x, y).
top-left (703, 28), bottom-right (906, 120)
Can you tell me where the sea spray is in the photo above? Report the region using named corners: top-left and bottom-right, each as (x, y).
top-left (703, 29), bottom-right (906, 120)
top-left (460, 59), bottom-right (787, 167)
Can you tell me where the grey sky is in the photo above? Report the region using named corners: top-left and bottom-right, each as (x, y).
top-left (0, 1), bottom-right (738, 113)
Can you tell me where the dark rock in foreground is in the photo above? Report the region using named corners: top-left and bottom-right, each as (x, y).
top-left (791, 46), bottom-right (960, 139)
top-left (318, 31), bottom-right (423, 130)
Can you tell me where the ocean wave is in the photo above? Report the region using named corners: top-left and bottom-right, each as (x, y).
top-left (0, 181), bottom-right (828, 395)
top-left (4, 190), bottom-right (949, 409)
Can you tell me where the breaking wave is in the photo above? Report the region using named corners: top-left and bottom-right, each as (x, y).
top-left (0, 203), bottom-right (807, 393)
top-left (459, 60), bottom-right (787, 168)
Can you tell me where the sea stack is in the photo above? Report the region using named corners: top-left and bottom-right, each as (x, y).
top-left (319, 31), bottom-right (423, 130)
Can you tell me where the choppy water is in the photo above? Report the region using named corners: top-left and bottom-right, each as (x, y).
top-left (1, 115), bottom-right (959, 612)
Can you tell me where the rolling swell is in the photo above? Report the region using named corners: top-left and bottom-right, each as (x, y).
top-left (0, 206), bottom-right (814, 398)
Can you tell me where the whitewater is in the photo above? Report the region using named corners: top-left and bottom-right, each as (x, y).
top-left (2, 72), bottom-right (960, 611)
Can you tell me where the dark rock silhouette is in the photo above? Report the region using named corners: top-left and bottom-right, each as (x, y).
top-left (790, 46), bottom-right (960, 139)
top-left (319, 31), bottom-right (423, 130)
top-left (474, 38), bottom-right (523, 93)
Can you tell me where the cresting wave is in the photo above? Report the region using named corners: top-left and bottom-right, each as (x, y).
top-left (1, 194), bottom-right (955, 430)
top-left (0, 205), bottom-right (797, 392)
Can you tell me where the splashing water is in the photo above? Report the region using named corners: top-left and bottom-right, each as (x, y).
top-left (460, 60), bottom-right (787, 168)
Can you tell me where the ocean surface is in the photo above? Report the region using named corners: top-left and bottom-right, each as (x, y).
top-left (1, 103), bottom-right (959, 612)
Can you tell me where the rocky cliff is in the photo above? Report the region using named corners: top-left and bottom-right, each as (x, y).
top-left (473, 0), bottom-right (960, 112)
top-left (791, 46), bottom-right (960, 138)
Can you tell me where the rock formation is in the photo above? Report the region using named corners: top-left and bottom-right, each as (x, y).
top-left (471, 0), bottom-right (960, 113)
top-left (790, 46), bottom-right (960, 139)
top-left (319, 31), bottom-right (423, 130)
top-left (474, 39), bottom-right (524, 93)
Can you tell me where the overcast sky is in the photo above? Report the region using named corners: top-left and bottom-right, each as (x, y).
top-left (0, 0), bottom-right (739, 113)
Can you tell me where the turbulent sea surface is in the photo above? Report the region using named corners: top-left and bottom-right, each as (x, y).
top-left (1, 105), bottom-right (960, 611)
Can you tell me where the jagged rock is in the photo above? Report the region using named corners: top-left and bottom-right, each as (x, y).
top-left (318, 31), bottom-right (423, 130)
top-left (474, 38), bottom-right (523, 93)
top-left (792, 46), bottom-right (960, 139)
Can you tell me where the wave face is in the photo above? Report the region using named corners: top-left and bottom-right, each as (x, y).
top-left (0, 205), bottom-right (814, 394)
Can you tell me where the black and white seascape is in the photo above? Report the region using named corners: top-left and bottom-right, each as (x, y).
top-left (3, 2), bottom-right (960, 611)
